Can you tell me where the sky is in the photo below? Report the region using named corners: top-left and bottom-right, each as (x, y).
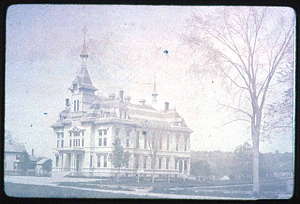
top-left (5, 5), bottom-right (295, 159)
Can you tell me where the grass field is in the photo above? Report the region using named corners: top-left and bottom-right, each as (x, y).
top-left (4, 182), bottom-right (155, 199)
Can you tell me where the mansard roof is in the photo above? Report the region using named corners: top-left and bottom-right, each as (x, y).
top-left (82, 95), bottom-right (192, 133)
top-left (52, 94), bottom-right (192, 133)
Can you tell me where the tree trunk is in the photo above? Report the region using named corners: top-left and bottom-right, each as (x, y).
top-left (152, 164), bottom-right (155, 183)
top-left (252, 144), bottom-right (260, 195)
top-left (252, 124), bottom-right (260, 196)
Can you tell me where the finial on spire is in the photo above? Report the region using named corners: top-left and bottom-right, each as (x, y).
top-left (152, 73), bottom-right (158, 104)
top-left (80, 26), bottom-right (88, 64)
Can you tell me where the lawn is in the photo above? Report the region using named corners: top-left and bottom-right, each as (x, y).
top-left (56, 178), bottom-right (287, 199)
top-left (4, 182), bottom-right (156, 199)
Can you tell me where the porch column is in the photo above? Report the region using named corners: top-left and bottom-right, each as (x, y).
top-left (62, 153), bottom-right (64, 171)
top-left (71, 152), bottom-right (75, 171)
top-left (74, 153), bottom-right (77, 171)
top-left (187, 159), bottom-right (190, 175)
top-left (59, 153), bottom-right (63, 171)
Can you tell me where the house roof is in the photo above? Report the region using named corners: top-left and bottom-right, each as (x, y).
top-left (5, 140), bottom-right (26, 153)
top-left (82, 96), bottom-right (192, 133)
top-left (37, 158), bottom-right (51, 165)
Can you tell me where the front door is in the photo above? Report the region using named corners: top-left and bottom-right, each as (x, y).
top-left (179, 160), bottom-right (183, 173)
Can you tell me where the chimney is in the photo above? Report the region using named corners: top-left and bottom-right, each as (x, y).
top-left (119, 90), bottom-right (124, 103)
top-left (109, 93), bottom-right (116, 100)
top-left (32, 149), bottom-right (34, 155)
top-left (125, 96), bottom-right (131, 103)
top-left (139, 99), bottom-right (146, 106)
top-left (65, 98), bottom-right (70, 107)
top-left (164, 102), bottom-right (169, 112)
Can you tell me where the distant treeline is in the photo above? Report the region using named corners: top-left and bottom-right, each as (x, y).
top-left (190, 143), bottom-right (293, 181)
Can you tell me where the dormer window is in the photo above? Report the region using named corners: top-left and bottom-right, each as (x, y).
top-left (73, 84), bottom-right (77, 90)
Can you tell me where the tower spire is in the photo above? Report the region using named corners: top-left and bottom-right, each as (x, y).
top-left (152, 73), bottom-right (158, 104)
top-left (80, 26), bottom-right (88, 64)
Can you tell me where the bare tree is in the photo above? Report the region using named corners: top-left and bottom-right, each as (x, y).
top-left (143, 120), bottom-right (167, 183)
top-left (183, 7), bottom-right (294, 195)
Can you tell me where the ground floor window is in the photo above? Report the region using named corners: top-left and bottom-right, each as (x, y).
top-left (166, 158), bottom-right (169, 170)
top-left (97, 155), bottom-right (101, 167)
top-left (159, 158), bottom-right (162, 169)
top-left (104, 156), bottom-right (107, 167)
top-left (90, 156), bottom-right (93, 168)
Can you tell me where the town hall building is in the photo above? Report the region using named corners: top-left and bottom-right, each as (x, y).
top-left (51, 27), bottom-right (192, 178)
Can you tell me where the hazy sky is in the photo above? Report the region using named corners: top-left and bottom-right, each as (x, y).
top-left (5, 5), bottom-right (294, 159)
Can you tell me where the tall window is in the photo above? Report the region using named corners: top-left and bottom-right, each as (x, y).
top-left (167, 135), bottom-right (170, 151)
top-left (57, 133), bottom-right (60, 138)
top-left (74, 100), bottom-right (76, 112)
top-left (136, 131), bottom-right (139, 148)
top-left (97, 156), bottom-right (101, 167)
top-left (57, 140), bottom-right (60, 148)
top-left (143, 131), bottom-right (147, 149)
top-left (115, 128), bottom-right (120, 136)
top-left (61, 132), bottom-right (64, 138)
top-left (184, 160), bottom-right (187, 171)
top-left (77, 100), bottom-right (79, 111)
top-left (73, 139), bottom-right (75, 147)
top-left (159, 158), bottom-right (162, 169)
top-left (82, 139), bottom-right (84, 147)
top-left (159, 136), bottom-right (162, 150)
top-left (126, 130), bottom-right (130, 148)
top-left (99, 129), bottom-right (107, 146)
top-left (176, 136), bottom-right (179, 151)
top-left (70, 139), bottom-right (72, 147)
top-left (90, 156), bottom-right (93, 168)
top-left (104, 156), bottom-right (107, 167)
top-left (69, 132), bottom-right (72, 137)
top-left (61, 140), bottom-right (64, 147)
top-left (184, 137), bottom-right (188, 152)
top-left (175, 160), bottom-right (178, 170)
top-left (56, 156), bottom-right (59, 167)
top-left (166, 158), bottom-right (169, 170)
top-left (126, 130), bottom-right (130, 137)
